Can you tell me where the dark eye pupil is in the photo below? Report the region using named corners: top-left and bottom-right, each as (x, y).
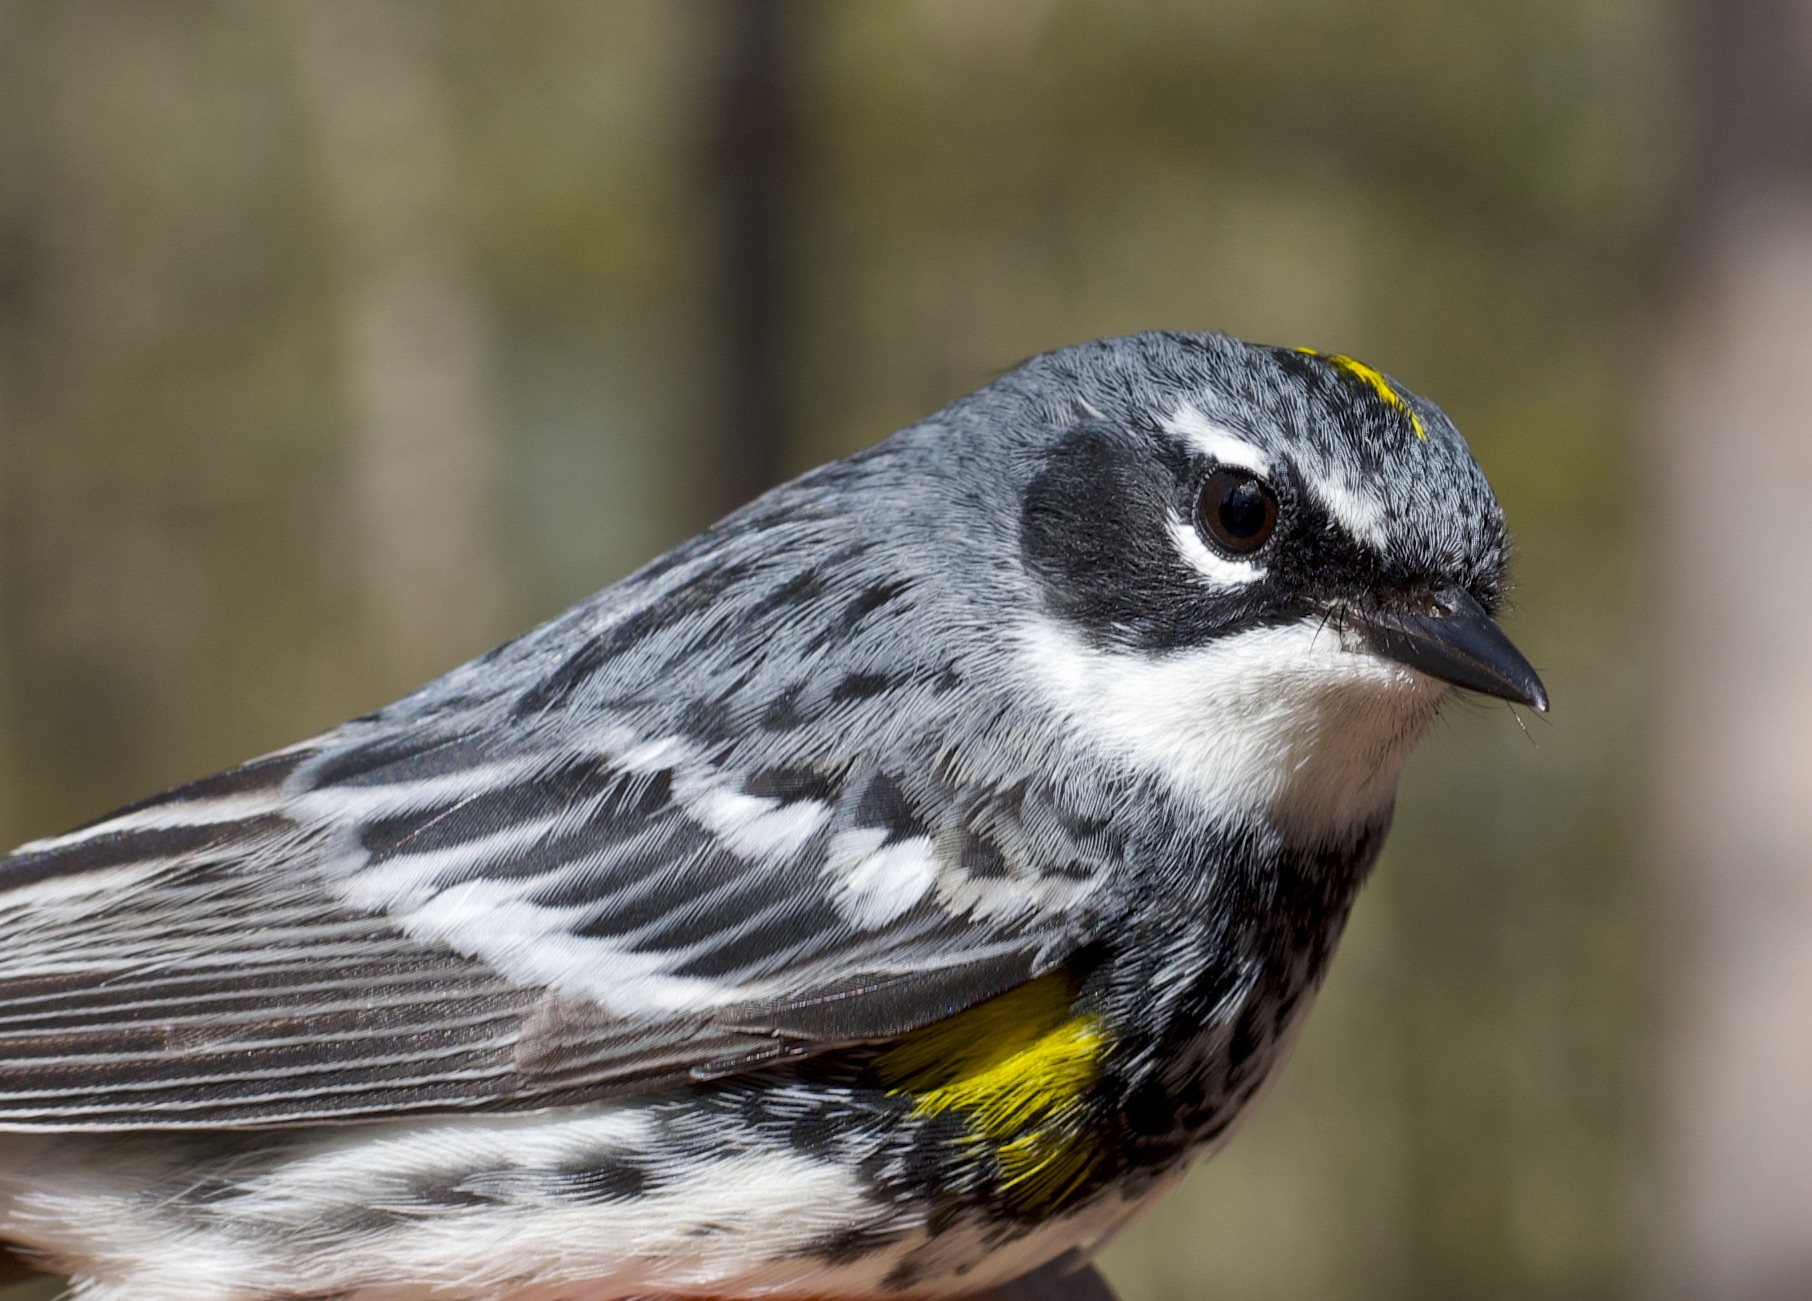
top-left (1196, 467), bottom-right (1279, 555)
top-left (1218, 481), bottom-right (1267, 538)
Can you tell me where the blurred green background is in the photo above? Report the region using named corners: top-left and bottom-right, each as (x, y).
top-left (0, 2), bottom-right (1673, 1298)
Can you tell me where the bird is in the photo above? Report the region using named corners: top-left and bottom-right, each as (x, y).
top-left (0, 331), bottom-right (1545, 1301)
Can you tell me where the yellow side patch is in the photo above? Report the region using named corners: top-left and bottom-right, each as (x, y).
top-left (1296, 347), bottom-right (1426, 439)
top-left (877, 972), bottom-right (1108, 1208)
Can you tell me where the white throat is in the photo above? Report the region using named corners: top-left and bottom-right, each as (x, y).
top-left (1019, 616), bottom-right (1445, 842)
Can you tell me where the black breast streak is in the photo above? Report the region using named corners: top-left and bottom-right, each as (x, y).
top-left (832, 820), bottom-right (1386, 1230)
top-left (807, 1224), bottom-right (902, 1267)
top-left (1086, 822), bottom-right (1389, 1189)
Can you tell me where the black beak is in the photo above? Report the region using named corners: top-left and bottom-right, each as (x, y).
top-left (1353, 586), bottom-right (1548, 712)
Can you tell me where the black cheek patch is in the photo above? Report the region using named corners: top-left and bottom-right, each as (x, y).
top-left (1019, 426), bottom-right (1230, 651)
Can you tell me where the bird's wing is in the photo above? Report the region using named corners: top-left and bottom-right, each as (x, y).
top-left (0, 705), bottom-right (1102, 1131)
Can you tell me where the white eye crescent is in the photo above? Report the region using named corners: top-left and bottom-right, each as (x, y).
top-left (1168, 513), bottom-right (1264, 587)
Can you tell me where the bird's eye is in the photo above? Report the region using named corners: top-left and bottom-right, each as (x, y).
top-left (1196, 468), bottom-right (1279, 556)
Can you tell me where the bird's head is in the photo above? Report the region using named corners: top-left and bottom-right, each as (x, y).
top-left (938, 332), bottom-right (1545, 843)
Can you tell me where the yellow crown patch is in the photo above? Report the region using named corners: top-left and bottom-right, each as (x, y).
top-left (1296, 348), bottom-right (1426, 440)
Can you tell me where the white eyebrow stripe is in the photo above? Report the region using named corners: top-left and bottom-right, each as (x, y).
top-left (1165, 403), bottom-right (1391, 553)
top-left (1162, 405), bottom-right (1271, 476)
top-left (1308, 473), bottom-right (1390, 549)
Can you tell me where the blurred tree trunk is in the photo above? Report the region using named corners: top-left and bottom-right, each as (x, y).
top-left (703, 0), bottom-right (799, 515)
top-left (0, 435), bottom-right (17, 854)
top-left (290, 0), bottom-right (507, 693)
top-left (1660, 2), bottom-right (1812, 1296)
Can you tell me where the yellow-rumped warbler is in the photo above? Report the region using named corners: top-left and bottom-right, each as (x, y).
top-left (0, 333), bottom-right (1543, 1300)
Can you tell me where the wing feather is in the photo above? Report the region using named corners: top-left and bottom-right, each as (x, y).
top-left (0, 729), bottom-right (1091, 1130)
top-left (0, 505), bottom-right (1110, 1130)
